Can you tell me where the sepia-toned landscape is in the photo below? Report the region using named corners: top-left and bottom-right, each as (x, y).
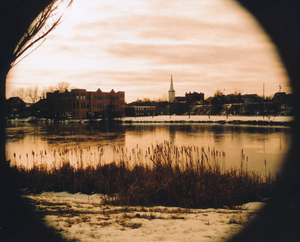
top-left (2, 1), bottom-right (300, 242)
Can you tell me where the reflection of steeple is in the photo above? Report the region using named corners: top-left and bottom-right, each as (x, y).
top-left (168, 74), bottom-right (175, 103)
top-left (169, 125), bottom-right (176, 149)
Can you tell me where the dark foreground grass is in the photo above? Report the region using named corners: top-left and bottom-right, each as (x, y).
top-left (11, 142), bottom-right (278, 208)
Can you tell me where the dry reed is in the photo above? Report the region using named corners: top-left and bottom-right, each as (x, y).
top-left (10, 141), bottom-right (277, 208)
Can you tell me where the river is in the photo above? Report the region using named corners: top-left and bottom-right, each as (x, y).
top-left (5, 116), bottom-right (292, 175)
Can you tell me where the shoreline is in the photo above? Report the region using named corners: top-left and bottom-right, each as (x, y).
top-left (6, 115), bottom-right (294, 127)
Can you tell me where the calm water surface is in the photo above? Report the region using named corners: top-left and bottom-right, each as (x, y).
top-left (5, 122), bottom-right (291, 175)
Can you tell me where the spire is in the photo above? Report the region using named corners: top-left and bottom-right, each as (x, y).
top-left (170, 74), bottom-right (174, 91)
top-left (168, 74), bottom-right (175, 103)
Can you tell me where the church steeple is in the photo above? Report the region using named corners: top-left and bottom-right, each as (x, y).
top-left (170, 74), bottom-right (174, 90)
top-left (168, 74), bottom-right (175, 103)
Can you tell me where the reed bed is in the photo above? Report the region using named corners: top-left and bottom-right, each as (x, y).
top-left (10, 141), bottom-right (277, 208)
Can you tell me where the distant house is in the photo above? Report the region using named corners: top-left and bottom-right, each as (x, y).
top-left (242, 94), bottom-right (261, 104)
top-left (125, 101), bottom-right (156, 117)
top-left (32, 99), bottom-right (48, 118)
top-left (47, 88), bottom-right (125, 119)
top-left (185, 92), bottom-right (205, 104)
top-left (224, 94), bottom-right (242, 104)
top-left (6, 97), bottom-right (26, 118)
top-left (272, 92), bottom-right (292, 104)
top-left (174, 93), bottom-right (205, 104)
top-left (134, 105), bottom-right (156, 116)
top-left (175, 96), bottom-right (186, 102)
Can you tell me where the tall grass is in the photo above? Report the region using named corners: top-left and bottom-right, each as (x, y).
top-left (11, 141), bottom-right (277, 208)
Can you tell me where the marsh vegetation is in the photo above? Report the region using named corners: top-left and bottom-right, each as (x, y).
top-left (11, 141), bottom-right (277, 208)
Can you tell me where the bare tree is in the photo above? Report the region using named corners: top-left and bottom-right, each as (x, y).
top-left (136, 97), bottom-right (152, 102)
top-left (1, 0), bottom-right (73, 122)
top-left (14, 81), bottom-right (71, 101)
top-left (154, 94), bottom-right (168, 102)
top-left (40, 86), bottom-right (56, 99)
top-left (26, 86), bottom-right (40, 103)
top-left (214, 89), bottom-right (223, 97)
top-left (0, 2), bottom-right (74, 234)
top-left (56, 81), bottom-right (70, 92)
top-left (11, 88), bottom-right (27, 101)
top-left (40, 88), bottom-right (49, 100)
top-left (10, 0), bottom-right (73, 69)
top-left (39, 82), bottom-right (70, 98)
top-left (232, 89), bottom-right (243, 95)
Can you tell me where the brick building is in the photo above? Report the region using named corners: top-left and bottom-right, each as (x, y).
top-left (47, 88), bottom-right (125, 119)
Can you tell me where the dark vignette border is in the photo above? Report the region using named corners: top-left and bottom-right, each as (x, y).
top-left (0, 1), bottom-right (300, 241)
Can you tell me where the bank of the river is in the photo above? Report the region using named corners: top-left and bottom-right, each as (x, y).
top-left (122, 115), bottom-right (294, 126)
top-left (6, 115), bottom-right (294, 126)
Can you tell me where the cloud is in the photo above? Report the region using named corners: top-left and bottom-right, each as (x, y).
top-left (6, 0), bottom-right (290, 102)
top-left (105, 42), bottom-right (267, 66)
top-left (74, 14), bottom-right (258, 45)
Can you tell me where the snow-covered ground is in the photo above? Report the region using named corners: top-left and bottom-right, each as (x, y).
top-left (7, 115), bottom-right (293, 125)
top-left (122, 115), bottom-right (293, 123)
top-left (25, 192), bottom-right (266, 242)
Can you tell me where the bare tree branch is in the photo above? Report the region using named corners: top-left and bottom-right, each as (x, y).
top-left (10, 39), bottom-right (46, 68)
top-left (26, 86), bottom-right (40, 103)
top-left (56, 82), bottom-right (70, 92)
top-left (11, 81), bottom-right (71, 102)
top-left (11, 88), bottom-right (26, 101)
top-left (10, 0), bottom-right (73, 68)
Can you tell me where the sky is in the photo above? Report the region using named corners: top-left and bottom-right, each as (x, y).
top-left (6, 0), bottom-right (291, 103)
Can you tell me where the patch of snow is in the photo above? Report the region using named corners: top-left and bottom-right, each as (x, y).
top-left (122, 115), bottom-right (293, 123)
top-left (25, 192), bottom-right (265, 242)
top-left (241, 202), bottom-right (266, 210)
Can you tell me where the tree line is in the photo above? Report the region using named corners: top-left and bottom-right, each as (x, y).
top-left (11, 82), bottom-right (71, 103)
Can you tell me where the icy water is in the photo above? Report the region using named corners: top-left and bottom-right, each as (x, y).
top-left (5, 118), bottom-right (291, 175)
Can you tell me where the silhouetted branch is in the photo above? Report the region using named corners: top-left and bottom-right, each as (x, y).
top-left (10, 0), bottom-right (73, 68)
top-left (11, 39), bottom-right (46, 68)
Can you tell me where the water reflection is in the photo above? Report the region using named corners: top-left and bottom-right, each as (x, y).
top-left (5, 123), bottom-right (291, 174)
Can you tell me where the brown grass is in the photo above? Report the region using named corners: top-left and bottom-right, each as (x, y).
top-left (10, 141), bottom-right (277, 208)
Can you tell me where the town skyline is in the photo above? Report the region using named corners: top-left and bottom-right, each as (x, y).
top-left (8, 80), bottom-right (290, 105)
top-left (6, 0), bottom-right (291, 103)
top-left (6, 83), bottom-right (293, 120)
